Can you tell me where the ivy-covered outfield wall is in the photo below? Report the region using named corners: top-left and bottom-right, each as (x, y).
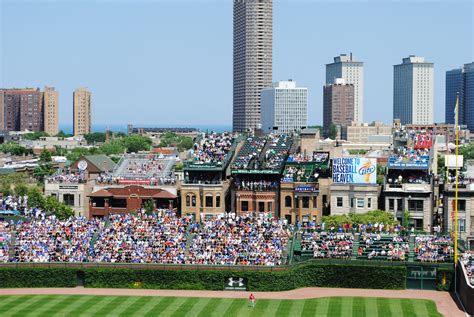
top-left (0, 261), bottom-right (409, 291)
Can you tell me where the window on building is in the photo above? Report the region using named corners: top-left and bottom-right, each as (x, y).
top-left (285, 195), bottom-right (292, 208)
top-left (258, 202), bottom-right (265, 213)
top-left (389, 199), bottom-right (395, 211)
top-left (51, 193), bottom-right (57, 200)
top-left (458, 219), bottom-right (466, 232)
top-left (302, 197), bottom-right (310, 208)
top-left (356, 198), bottom-right (364, 208)
top-left (205, 194), bottom-right (213, 207)
top-left (242, 201), bottom-right (249, 212)
top-left (186, 195), bottom-right (190, 207)
top-left (457, 200), bottom-right (466, 212)
top-left (216, 195), bottom-right (221, 208)
top-left (368, 198), bottom-right (372, 209)
top-left (337, 197), bottom-right (343, 207)
top-left (191, 195), bottom-right (196, 207)
top-left (268, 202), bottom-right (273, 212)
top-left (63, 194), bottom-right (74, 206)
top-left (408, 200), bottom-right (424, 212)
top-left (397, 199), bottom-right (403, 211)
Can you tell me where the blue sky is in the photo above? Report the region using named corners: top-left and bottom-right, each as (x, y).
top-left (1, 0), bottom-right (473, 128)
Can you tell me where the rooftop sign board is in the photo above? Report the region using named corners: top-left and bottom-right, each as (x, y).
top-left (332, 157), bottom-right (377, 184)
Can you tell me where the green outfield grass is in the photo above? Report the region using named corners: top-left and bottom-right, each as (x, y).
top-left (0, 295), bottom-right (442, 317)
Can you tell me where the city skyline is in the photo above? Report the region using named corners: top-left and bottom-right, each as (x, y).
top-left (1, 0), bottom-right (473, 127)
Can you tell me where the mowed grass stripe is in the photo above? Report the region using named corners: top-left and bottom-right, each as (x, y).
top-left (388, 298), bottom-right (404, 317)
top-left (250, 299), bottom-right (270, 317)
top-left (401, 299), bottom-right (416, 317)
top-left (301, 298), bottom-right (319, 317)
top-left (132, 297), bottom-right (163, 316)
top-left (184, 297), bottom-right (211, 317)
top-left (31, 296), bottom-right (71, 317)
top-left (376, 298), bottom-right (392, 317)
top-left (412, 299), bottom-right (430, 317)
top-left (38, 295), bottom-right (83, 317)
top-left (352, 297), bottom-right (367, 317)
top-left (364, 297), bottom-right (378, 317)
top-left (105, 296), bottom-right (141, 317)
top-left (425, 300), bottom-right (443, 317)
top-left (275, 300), bottom-right (293, 317)
top-left (315, 297), bottom-right (330, 316)
top-left (170, 297), bottom-right (199, 317)
top-left (326, 297), bottom-right (342, 317)
top-left (222, 298), bottom-right (247, 317)
top-left (51, 295), bottom-right (94, 317)
top-left (340, 297), bottom-right (354, 317)
top-left (196, 298), bottom-right (222, 317)
top-left (0, 296), bottom-right (34, 314)
top-left (209, 298), bottom-right (234, 317)
top-left (158, 297), bottom-right (188, 316)
top-left (143, 297), bottom-right (176, 317)
top-left (10, 295), bottom-right (55, 317)
top-left (117, 296), bottom-right (155, 317)
top-left (68, 295), bottom-right (108, 317)
top-left (92, 296), bottom-right (127, 316)
top-left (288, 299), bottom-right (305, 317)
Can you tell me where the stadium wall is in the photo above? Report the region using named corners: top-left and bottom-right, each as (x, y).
top-left (0, 261), bottom-right (407, 291)
top-left (456, 263), bottom-right (474, 315)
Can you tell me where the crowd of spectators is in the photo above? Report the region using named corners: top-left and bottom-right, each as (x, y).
top-left (190, 132), bottom-right (234, 166)
top-left (235, 179), bottom-right (278, 191)
top-left (12, 216), bottom-right (99, 262)
top-left (91, 212), bottom-right (190, 263)
top-left (262, 135), bottom-right (291, 170)
top-left (232, 137), bottom-right (266, 170)
top-left (47, 173), bottom-right (85, 184)
top-left (0, 222), bottom-right (11, 262)
top-left (97, 173), bottom-right (176, 186)
top-left (301, 230), bottom-right (353, 259)
top-left (414, 235), bottom-right (454, 262)
top-left (461, 251), bottom-right (474, 286)
top-left (1, 195), bottom-right (29, 212)
top-left (287, 152), bottom-right (329, 163)
top-left (389, 147), bottom-right (430, 166)
top-left (358, 233), bottom-right (409, 261)
top-left (187, 214), bottom-right (290, 266)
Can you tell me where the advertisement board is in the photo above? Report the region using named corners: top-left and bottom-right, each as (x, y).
top-left (332, 158), bottom-right (376, 184)
top-left (445, 155), bottom-right (464, 169)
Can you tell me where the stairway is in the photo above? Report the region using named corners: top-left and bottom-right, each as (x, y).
top-left (408, 234), bottom-right (415, 261)
top-left (352, 233), bottom-right (360, 259)
top-left (8, 230), bottom-right (16, 260)
top-left (184, 227), bottom-right (195, 257)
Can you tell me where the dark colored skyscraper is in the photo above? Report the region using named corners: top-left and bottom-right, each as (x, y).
top-left (0, 88), bottom-right (43, 132)
top-left (446, 62), bottom-right (474, 130)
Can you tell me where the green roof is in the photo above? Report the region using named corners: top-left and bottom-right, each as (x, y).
top-left (84, 155), bottom-right (116, 172)
top-left (0, 168), bottom-right (15, 175)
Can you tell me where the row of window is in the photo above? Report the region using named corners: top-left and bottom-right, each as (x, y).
top-left (185, 194), bottom-right (221, 208)
top-left (336, 197), bottom-right (372, 209)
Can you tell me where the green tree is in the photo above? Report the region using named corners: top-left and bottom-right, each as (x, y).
top-left (326, 124), bottom-right (338, 139)
top-left (34, 150), bottom-right (55, 182)
top-left (99, 139), bottom-right (125, 155)
top-left (22, 131), bottom-right (49, 140)
top-left (55, 131), bottom-right (73, 138)
top-left (122, 135), bottom-right (152, 153)
top-left (0, 143), bottom-right (33, 156)
top-left (437, 154), bottom-right (445, 176)
top-left (84, 132), bottom-right (106, 144)
top-left (143, 199), bottom-right (155, 214)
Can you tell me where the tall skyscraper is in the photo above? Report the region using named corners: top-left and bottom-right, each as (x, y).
top-left (446, 62), bottom-right (474, 130)
top-left (323, 78), bottom-right (355, 137)
top-left (261, 80), bottom-right (308, 133)
top-left (43, 86), bottom-right (59, 136)
top-left (393, 56), bottom-right (434, 125)
top-left (73, 88), bottom-right (92, 136)
top-left (0, 88), bottom-right (43, 132)
top-left (233, 0), bottom-right (272, 132)
top-left (326, 54), bottom-right (363, 122)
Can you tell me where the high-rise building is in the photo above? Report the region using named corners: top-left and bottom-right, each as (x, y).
top-left (73, 88), bottom-right (92, 136)
top-left (0, 88), bottom-right (43, 132)
top-left (43, 86), bottom-right (59, 136)
top-left (446, 62), bottom-right (474, 130)
top-left (393, 56), bottom-right (434, 125)
top-left (261, 80), bottom-right (308, 133)
top-left (326, 53), bottom-right (363, 122)
top-left (323, 78), bottom-right (355, 137)
top-left (233, 0), bottom-right (272, 132)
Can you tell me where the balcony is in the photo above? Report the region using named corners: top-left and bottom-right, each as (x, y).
top-left (384, 182), bottom-right (432, 193)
